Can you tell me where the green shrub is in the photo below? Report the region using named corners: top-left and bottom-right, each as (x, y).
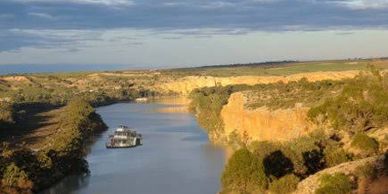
top-left (221, 148), bottom-right (267, 193)
top-left (263, 151), bottom-right (294, 178)
top-left (282, 136), bottom-right (323, 176)
top-left (47, 98), bottom-right (105, 156)
top-left (250, 136), bottom-right (325, 177)
top-left (355, 163), bottom-right (377, 179)
top-left (350, 133), bottom-right (379, 154)
top-left (268, 174), bottom-right (300, 194)
top-left (315, 173), bottom-right (352, 194)
top-left (308, 71), bottom-right (388, 133)
top-left (0, 102), bottom-right (14, 124)
top-left (324, 146), bottom-right (351, 167)
top-left (1, 163), bottom-right (33, 190)
top-left (250, 141), bottom-right (280, 157)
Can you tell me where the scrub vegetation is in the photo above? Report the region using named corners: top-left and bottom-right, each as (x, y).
top-left (189, 79), bottom-right (345, 139)
top-left (221, 132), bottom-right (354, 193)
top-left (190, 65), bottom-right (388, 194)
top-left (1, 59), bottom-right (387, 193)
top-left (0, 98), bottom-right (106, 193)
top-left (315, 173), bottom-right (353, 194)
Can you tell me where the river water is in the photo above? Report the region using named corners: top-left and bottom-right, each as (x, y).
top-left (41, 102), bottom-right (226, 194)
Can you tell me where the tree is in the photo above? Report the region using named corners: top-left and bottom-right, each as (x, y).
top-left (1, 163), bottom-right (33, 190)
top-left (221, 148), bottom-right (267, 193)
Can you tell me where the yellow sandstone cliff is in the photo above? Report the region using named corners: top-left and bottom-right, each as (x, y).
top-left (156, 70), bottom-right (360, 95)
top-left (220, 92), bottom-right (315, 143)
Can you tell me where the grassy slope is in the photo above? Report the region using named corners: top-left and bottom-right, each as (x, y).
top-left (163, 59), bottom-right (388, 77)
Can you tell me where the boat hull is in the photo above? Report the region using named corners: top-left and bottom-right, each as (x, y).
top-left (105, 144), bottom-right (139, 149)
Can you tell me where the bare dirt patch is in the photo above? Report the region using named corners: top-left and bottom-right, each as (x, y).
top-left (1, 106), bottom-right (63, 150)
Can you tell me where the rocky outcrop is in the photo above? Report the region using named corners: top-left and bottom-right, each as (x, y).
top-left (157, 70), bottom-right (360, 95)
top-left (293, 155), bottom-right (386, 194)
top-left (219, 92), bottom-right (314, 143)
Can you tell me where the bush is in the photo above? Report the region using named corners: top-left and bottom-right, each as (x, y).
top-left (308, 71), bottom-right (388, 133)
top-left (350, 133), bottom-right (379, 154)
top-left (250, 141), bottom-right (280, 157)
top-left (315, 173), bottom-right (352, 194)
top-left (0, 98), bottom-right (107, 193)
top-left (268, 174), bottom-right (300, 194)
top-left (1, 163), bottom-right (33, 190)
top-left (282, 136), bottom-right (323, 176)
top-left (324, 146), bottom-right (351, 167)
top-left (221, 148), bottom-right (267, 193)
top-left (355, 163), bottom-right (378, 180)
top-left (250, 136), bottom-right (325, 177)
top-left (263, 151), bottom-right (294, 178)
top-left (0, 102), bottom-right (14, 124)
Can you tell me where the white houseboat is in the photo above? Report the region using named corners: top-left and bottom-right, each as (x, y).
top-left (106, 125), bottom-right (142, 148)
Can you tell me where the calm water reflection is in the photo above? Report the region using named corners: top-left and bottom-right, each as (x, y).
top-left (42, 102), bottom-right (225, 194)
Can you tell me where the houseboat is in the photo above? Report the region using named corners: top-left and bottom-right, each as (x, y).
top-left (106, 125), bottom-right (142, 148)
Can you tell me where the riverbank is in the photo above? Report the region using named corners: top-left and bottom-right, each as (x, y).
top-left (189, 68), bottom-right (388, 193)
top-left (0, 99), bottom-right (107, 193)
top-left (41, 101), bottom-right (226, 194)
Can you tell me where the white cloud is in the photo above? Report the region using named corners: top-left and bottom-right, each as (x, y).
top-left (329, 0), bottom-right (388, 10)
top-left (11, 0), bottom-right (134, 6)
top-left (28, 12), bottom-right (56, 20)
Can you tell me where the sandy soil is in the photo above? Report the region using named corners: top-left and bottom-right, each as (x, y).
top-left (1, 107), bottom-right (63, 150)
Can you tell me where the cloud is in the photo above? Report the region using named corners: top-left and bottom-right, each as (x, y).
top-left (326, 0), bottom-right (388, 10)
top-left (10, 0), bottom-right (135, 6)
top-left (0, 28), bottom-right (147, 52)
top-left (28, 12), bottom-right (56, 19)
top-left (1, 0), bottom-right (388, 52)
top-left (0, 29), bottom-right (102, 52)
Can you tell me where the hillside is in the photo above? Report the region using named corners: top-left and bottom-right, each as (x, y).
top-left (1, 58), bottom-right (388, 193)
top-left (189, 64), bottom-right (388, 194)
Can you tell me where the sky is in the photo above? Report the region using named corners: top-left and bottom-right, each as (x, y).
top-left (1, 0), bottom-right (388, 68)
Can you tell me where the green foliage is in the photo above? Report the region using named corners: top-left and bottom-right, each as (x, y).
top-left (1, 163), bottom-right (33, 190)
top-left (0, 102), bottom-right (14, 124)
top-left (189, 85), bottom-right (249, 135)
top-left (282, 136), bottom-right (323, 176)
top-left (190, 79), bottom-right (344, 139)
top-left (268, 174), bottom-right (300, 194)
top-left (308, 70), bottom-right (388, 133)
top-left (250, 136), bottom-right (325, 177)
top-left (263, 151), bottom-right (294, 179)
top-left (0, 98), bottom-right (107, 192)
top-left (48, 98), bottom-right (105, 157)
top-left (250, 141), bottom-right (280, 157)
top-left (355, 163), bottom-right (378, 180)
top-left (246, 79), bottom-right (344, 110)
top-left (1, 73), bottom-right (158, 107)
top-left (315, 173), bottom-right (352, 194)
top-left (323, 145), bottom-right (351, 167)
top-left (350, 133), bottom-right (379, 154)
top-left (165, 60), bottom-right (376, 77)
top-left (221, 148), bottom-right (268, 193)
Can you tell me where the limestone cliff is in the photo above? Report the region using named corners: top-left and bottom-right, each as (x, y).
top-left (157, 70), bottom-right (360, 95)
top-left (220, 92), bottom-right (315, 143)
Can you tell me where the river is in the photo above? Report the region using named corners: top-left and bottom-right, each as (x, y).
top-left (41, 101), bottom-right (226, 194)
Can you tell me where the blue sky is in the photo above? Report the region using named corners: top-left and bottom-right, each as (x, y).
top-left (1, 0), bottom-right (388, 67)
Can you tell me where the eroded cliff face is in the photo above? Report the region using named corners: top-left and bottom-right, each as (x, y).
top-left (219, 92), bottom-right (315, 143)
top-left (156, 70), bottom-right (360, 95)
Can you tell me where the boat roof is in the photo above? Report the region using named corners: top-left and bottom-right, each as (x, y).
top-left (116, 125), bottom-right (131, 132)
